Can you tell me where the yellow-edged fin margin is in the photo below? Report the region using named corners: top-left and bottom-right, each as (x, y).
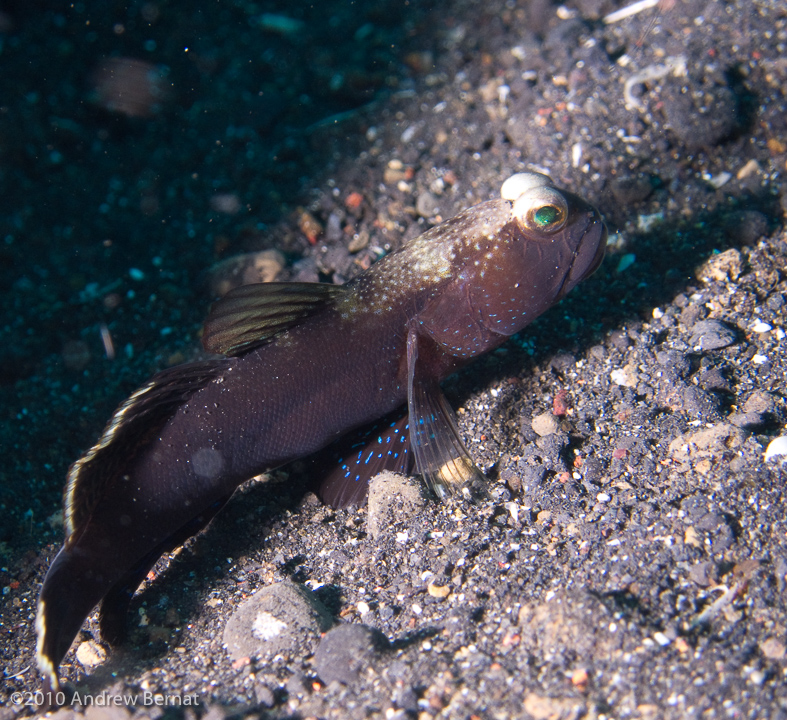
top-left (63, 360), bottom-right (229, 547)
top-left (35, 598), bottom-right (58, 691)
top-left (202, 282), bottom-right (347, 357)
top-left (63, 380), bottom-right (153, 544)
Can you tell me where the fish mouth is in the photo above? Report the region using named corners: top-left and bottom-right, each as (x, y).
top-left (584, 215), bottom-right (608, 277)
top-left (568, 212), bottom-right (607, 287)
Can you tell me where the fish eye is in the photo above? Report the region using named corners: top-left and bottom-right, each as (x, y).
top-left (512, 187), bottom-right (568, 234)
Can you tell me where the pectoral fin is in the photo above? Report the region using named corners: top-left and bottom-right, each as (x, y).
top-left (406, 327), bottom-right (485, 500)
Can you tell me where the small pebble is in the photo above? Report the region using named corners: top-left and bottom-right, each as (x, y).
top-left (313, 624), bottom-right (390, 686)
top-left (532, 412), bottom-right (559, 437)
top-left (348, 230), bottom-right (369, 253)
top-left (62, 340), bottom-right (92, 371)
top-left (610, 366), bottom-right (637, 388)
top-left (737, 158), bottom-right (760, 179)
top-left (570, 667), bottom-right (589, 691)
top-left (367, 471), bottom-right (426, 540)
top-left (427, 582), bottom-right (451, 599)
top-left (384, 160), bottom-right (410, 184)
top-left (91, 57), bottom-right (169, 118)
top-left (615, 253), bottom-right (636, 273)
top-left (610, 174), bottom-right (652, 205)
top-left (688, 561), bottom-right (716, 586)
top-left (637, 212), bottom-right (664, 232)
top-left (416, 191), bottom-right (441, 218)
top-left (689, 320), bottom-right (737, 351)
top-left (743, 390), bottom-right (776, 413)
top-left (680, 386), bottom-right (719, 420)
top-left (325, 212), bottom-right (343, 242)
top-left (748, 669), bottom-right (766, 686)
top-left (760, 637), bottom-right (786, 660)
top-left (703, 171), bottom-right (731, 189)
top-left (255, 684), bottom-right (276, 708)
top-left (696, 248), bottom-right (741, 283)
top-left (608, 330), bottom-right (630, 351)
top-left (297, 208), bottom-right (323, 243)
top-left (206, 249), bottom-right (285, 297)
top-left (661, 72), bottom-right (737, 149)
top-left (669, 424), bottom-right (747, 474)
top-left (257, 13), bottom-right (305, 36)
top-left (76, 640), bottom-right (107, 669)
top-left (222, 581), bottom-right (333, 662)
top-left (209, 193), bottom-right (242, 215)
top-left (730, 390), bottom-right (776, 429)
top-left (729, 412), bottom-right (765, 429)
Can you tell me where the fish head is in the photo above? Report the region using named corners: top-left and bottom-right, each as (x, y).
top-left (416, 173), bottom-right (606, 359)
top-left (468, 172), bottom-right (607, 337)
top-left (501, 171), bottom-right (607, 301)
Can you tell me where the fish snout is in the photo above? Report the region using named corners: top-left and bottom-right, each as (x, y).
top-left (566, 210), bottom-right (607, 291)
top-left (585, 213), bottom-right (608, 277)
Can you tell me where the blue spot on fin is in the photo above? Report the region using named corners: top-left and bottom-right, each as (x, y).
top-left (317, 410), bottom-right (412, 508)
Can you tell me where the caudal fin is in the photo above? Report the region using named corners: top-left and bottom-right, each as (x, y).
top-left (36, 546), bottom-right (117, 691)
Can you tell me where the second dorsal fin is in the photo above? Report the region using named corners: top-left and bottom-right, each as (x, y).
top-left (64, 359), bottom-right (230, 548)
top-left (202, 282), bottom-right (347, 357)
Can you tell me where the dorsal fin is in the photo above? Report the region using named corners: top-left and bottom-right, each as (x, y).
top-left (202, 282), bottom-right (347, 357)
top-left (64, 359), bottom-right (230, 547)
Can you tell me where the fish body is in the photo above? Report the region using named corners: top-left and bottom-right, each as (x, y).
top-left (36, 173), bottom-right (606, 689)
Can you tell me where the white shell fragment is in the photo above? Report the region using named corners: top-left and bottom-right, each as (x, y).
top-left (764, 436), bottom-right (787, 462)
top-left (603, 0), bottom-right (659, 24)
top-left (751, 320), bottom-right (773, 333)
top-left (500, 172), bottom-right (552, 200)
top-left (571, 142), bottom-right (583, 168)
top-left (703, 171), bottom-right (732, 189)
